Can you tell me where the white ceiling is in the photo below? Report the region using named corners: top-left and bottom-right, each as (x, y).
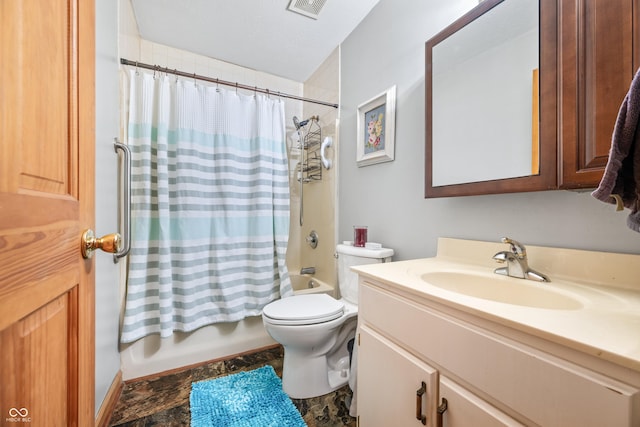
top-left (130, 0), bottom-right (381, 82)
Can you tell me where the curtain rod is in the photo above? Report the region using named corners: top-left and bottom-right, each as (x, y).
top-left (120, 58), bottom-right (339, 109)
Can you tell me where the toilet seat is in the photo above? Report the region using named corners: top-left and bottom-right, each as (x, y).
top-left (263, 294), bottom-right (345, 326)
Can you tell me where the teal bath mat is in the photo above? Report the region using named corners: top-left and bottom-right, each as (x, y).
top-left (190, 365), bottom-right (307, 427)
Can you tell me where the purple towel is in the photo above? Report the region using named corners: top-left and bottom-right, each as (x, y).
top-left (591, 68), bottom-right (640, 233)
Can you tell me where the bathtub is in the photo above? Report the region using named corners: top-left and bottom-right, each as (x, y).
top-left (289, 274), bottom-right (335, 296)
top-left (121, 274), bottom-right (335, 380)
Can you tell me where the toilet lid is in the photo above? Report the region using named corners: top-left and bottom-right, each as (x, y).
top-left (263, 294), bottom-right (344, 325)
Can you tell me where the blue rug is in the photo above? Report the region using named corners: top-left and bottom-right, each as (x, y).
top-left (190, 365), bottom-right (307, 427)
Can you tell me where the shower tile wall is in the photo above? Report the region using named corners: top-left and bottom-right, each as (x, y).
top-left (288, 48), bottom-right (340, 289)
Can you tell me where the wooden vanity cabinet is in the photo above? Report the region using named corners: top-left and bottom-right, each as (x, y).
top-left (559, 0), bottom-right (640, 188)
top-left (357, 279), bottom-right (640, 426)
top-left (424, 0), bottom-right (640, 196)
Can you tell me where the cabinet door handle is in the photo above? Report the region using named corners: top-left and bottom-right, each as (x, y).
top-left (416, 381), bottom-right (427, 425)
top-left (437, 397), bottom-right (448, 427)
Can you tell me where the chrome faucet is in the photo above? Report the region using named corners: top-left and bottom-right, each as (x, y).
top-left (300, 266), bottom-right (316, 275)
top-left (492, 237), bottom-right (549, 282)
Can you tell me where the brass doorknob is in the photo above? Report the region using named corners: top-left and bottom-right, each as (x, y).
top-left (81, 229), bottom-right (121, 259)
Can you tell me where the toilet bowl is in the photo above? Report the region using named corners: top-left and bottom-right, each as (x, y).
top-left (262, 244), bottom-right (393, 399)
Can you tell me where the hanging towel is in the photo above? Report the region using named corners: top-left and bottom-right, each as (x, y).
top-left (592, 68), bottom-right (640, 232)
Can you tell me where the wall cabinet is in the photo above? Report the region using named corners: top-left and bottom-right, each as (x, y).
top-left (559, 0), bottom-right (639, 189)
top-left (357, 280), bottom-right (640, 426)
top-left (425, 0), bottom-right (640, 196)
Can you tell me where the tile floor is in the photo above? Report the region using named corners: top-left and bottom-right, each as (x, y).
top-left (108, 345), bottom-right (356, 427)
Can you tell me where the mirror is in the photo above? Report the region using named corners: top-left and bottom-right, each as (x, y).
top-left (425, 0), bottom-right (557, 198)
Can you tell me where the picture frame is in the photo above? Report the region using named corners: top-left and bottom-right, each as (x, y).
top-left (356, 85), bottom-right (396, 167)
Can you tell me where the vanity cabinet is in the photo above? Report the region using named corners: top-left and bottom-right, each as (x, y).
top-left (438, 375), bottom-right (525, 427)
top-left (559, 0), bottom-right (639, 188)
top-left (358, 326), bottom-right (522, 427)
top-left (357, 279), bottom-right (640, 426)
top-left (358, 327), bottom-right (439, 426)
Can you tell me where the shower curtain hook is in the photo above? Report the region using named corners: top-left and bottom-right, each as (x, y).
top-left (215, 78), bottom-right (219, 91)
top-left (174, 69), bottom-right (178, 83)
top-left (134, 61), bottom-right (139, 76)
top-left (235, 82), bottom-right (238, 94)
top-left (266, 89), bottom-right (270, 99)
top-left (193, 72), bottom-right (197, 87)
top-left (153, 65), bottom-right (157, 79)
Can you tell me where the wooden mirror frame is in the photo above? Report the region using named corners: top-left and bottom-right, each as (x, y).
top-left (425, 0), bottom-right (557, 198)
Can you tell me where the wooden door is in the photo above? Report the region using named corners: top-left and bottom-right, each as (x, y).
top-left (0, 1), bottom-right (95, 426)
top-left (559, 0), bottom-right (639, 188)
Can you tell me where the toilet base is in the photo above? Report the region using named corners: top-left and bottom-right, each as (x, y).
top-left (262, 301), bottom-right (358, 399)
top-left (282, 352), bottom-right (350, 399)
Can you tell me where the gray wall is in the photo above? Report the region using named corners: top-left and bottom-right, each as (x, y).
top-left (339, 0), bottom-right (640, 261)
top-left (95, 0), bottom-right (122, 415)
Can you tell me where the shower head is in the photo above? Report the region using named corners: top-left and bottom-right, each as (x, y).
top-left (293, 116), bottom-right (310, 130)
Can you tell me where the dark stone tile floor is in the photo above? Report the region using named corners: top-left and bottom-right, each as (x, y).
top-left (108, 345), bottom-right (356, 427)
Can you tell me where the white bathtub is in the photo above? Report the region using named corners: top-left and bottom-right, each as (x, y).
top-left (290, 274), bottom-right (335, 296)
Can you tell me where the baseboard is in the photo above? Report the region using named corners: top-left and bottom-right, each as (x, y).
top-left (95, 370), bottom-right (123, 427)
top-left (125, 343), bottom-right (282, 384)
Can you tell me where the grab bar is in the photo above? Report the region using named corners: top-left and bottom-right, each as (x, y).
top-left (113, 139), bottom-right (131, 263)
top-left (320, 136), bottom-right (333, 169)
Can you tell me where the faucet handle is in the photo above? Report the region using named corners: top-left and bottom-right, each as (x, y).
top-left (492, 251), bottom-right (508, 263)
top-left (492, 250), bottom-right (518, 263)
top-left (501, 237), bottom-right (526, 259)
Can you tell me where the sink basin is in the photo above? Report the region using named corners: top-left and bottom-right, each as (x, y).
top-left (420, 272), bottom-right (583, 310)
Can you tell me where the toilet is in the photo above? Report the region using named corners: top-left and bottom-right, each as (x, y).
top-left (262, 244), bottom-right (393, 399)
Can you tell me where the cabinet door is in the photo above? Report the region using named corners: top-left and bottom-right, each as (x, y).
top-left (358, 325), bottom-right (439, 427)
top-left (439, 376), bottom-right (525, 427)
top-left (559, 0), bottom-right (639, 188)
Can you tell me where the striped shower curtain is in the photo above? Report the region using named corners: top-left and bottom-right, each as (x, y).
top-left (120, 70), bottom-right (292, 343)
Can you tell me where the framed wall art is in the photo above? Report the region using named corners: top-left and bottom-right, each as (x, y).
top-left (356, 85), bottom-right (396, 167)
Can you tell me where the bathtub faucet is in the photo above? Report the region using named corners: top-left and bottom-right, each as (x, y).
top-left (300, 266), bottom-right (316, 275)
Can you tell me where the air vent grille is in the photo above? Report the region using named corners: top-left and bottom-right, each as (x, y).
top-left (287, 0), bottom-right (328, 19)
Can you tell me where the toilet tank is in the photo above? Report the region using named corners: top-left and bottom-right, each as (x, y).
top-left (336, 244), bottom-right (393, 304)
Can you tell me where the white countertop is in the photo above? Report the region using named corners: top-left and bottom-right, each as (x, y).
top-left (352, 238), bottom-right (640, 372)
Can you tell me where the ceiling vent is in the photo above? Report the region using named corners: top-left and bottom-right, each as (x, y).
top-left (287, 0), bottom-right (328, 19)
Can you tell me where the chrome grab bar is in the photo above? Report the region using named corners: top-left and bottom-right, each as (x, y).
top-left (113, 139), bottom-right (131, 263)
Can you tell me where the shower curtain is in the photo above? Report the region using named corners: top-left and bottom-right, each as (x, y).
top-left (121, 70), bottom-right (292, 343)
